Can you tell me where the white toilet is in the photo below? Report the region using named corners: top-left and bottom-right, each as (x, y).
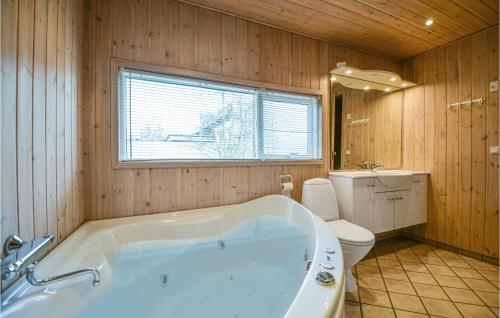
top-left (301, 178), bottom-right (375, 292)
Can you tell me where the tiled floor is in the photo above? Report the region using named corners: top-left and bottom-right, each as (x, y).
top-left (345, 237), bottom-right (499, 318)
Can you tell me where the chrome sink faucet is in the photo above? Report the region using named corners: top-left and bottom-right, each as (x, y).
top-left (1, 234), bottom-right (100, 287)
top-left (370, 161), bottom-right (384, 172)
top-left (356, 161), bottom-right (384, 172)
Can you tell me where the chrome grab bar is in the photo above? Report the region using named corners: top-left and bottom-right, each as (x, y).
top-left (26, 264), bottom-right (100, 287)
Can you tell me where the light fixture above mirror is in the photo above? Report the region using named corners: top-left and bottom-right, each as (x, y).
top-left (330, 62), bottom-right (416, 92)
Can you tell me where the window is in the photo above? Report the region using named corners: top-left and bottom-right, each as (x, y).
top-left (118, 69), bottom-right (322, 162)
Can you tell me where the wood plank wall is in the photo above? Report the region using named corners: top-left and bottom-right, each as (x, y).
top-left (82, 0), bottom-right (400, 221)
top-left (402, 26), bottom-right (499, 259)
top-left (0, 0), bottom-right (85, 288)
top-left (332, 87), bottom-right (403, 170)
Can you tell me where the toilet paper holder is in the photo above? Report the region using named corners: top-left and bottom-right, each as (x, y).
top-left (279, 175), bottom-right (294, 197)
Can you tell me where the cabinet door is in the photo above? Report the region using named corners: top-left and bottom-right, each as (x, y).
top-left (374, 192), bottom-right (395, 233)
top-left (394, 190), bottom-right (412, 228)
top-left (411, 175), bottom-right (428, 225)
top-left (352, 178), bottom-right (375, 231)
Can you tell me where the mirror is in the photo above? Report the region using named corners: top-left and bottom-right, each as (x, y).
top-left (330, 83), bottom-right (402, 171)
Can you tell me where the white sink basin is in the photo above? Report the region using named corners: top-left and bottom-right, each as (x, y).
top-left (374, 171), bottom-right (413, 188)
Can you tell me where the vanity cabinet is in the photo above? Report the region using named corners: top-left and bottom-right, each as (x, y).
top-left (330, 171), bottom-right (428, 234)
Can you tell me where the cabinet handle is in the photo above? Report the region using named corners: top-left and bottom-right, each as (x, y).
top-left (413, 180), bottom-right (421, 183)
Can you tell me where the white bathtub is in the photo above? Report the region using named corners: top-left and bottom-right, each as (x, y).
top-left (1, 195), bottom-right (345, 318)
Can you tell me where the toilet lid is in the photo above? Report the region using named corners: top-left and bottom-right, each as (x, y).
top-left (327, 220), bottom-right (375, 246)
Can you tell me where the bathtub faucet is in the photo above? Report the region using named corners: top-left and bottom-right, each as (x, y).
top-left (26, 264), bottom-right (101, 287)
top-left (1, 234), bottom-right (100, 287)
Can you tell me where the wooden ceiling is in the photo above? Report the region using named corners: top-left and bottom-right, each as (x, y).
top-left (183, 0), bottom-right (499, 60)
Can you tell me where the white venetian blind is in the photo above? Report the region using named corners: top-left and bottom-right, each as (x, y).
top-left (118, 68), bottom-right (322, 162)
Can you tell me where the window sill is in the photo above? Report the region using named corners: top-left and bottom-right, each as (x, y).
top-left (112, 159), bottom-right (324, 169)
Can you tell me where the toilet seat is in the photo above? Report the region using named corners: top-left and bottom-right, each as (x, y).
top-left (327, 219), bottom-right (375, 246)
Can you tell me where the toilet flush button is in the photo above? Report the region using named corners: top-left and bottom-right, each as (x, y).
top-left (321, 262), bottom-right (335, 270)
top-left (325, 248), bottom-right (336, 254)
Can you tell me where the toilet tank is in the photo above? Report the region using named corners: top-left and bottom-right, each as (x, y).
top-left (301, 178), bottom-right (340, 221)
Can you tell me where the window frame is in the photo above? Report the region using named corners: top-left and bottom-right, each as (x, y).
top-left (110, 58), bottom-right (326, 169)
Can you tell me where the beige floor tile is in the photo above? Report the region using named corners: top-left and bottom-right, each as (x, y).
top-left (413, 249), bottom-right (436, 256)
top-left (450, 267), bottom-right (484, 279)
top-left (419, 256), bottom-right (446, 266)
top-left (360, 257), bottom-right (379, 267)
top-left (442, 287), bottom-right (483, 305)
top-left (379, 259), bottom-right (404, 270)
top-left (420, 298), bottom-right (462, 318)
top-left (479, 270), bottom-right (500, 282)
top-left (359, 287), bottom-right (392, 307)
top-left (398, 254), bottom-right (422, 263)
top-left (361, 304), bottom-right (396, 318)
top-left (345, 301), bottom-right (362, 318)
top-left (385, 278), bottom-right (417, 295)
top-left (413, 283), bottom-right (449, 300)
top-left (346, 290), bottom-right (360, 302)
top-left (426, 264), bottom-right (456, 276)
top-left (475, 291), bottom-right (500, 307)
top-left (407, 272), bottom-right (438, 285)
top-left (412, 243), bottom-right (433, 250)
top-left (389, 292), bottom-right (426, 313)
top-left (382, 268), bottom-right (409, 281)
top-left (397, 248), bottom-right (418, 256)
top-left (434, 249), bottom-right (461, 260)
top-left (357, 264), bottom-right (382, 277)
top-left (466, 260), bottom-right (499, 272)
top-left (395, 310), bottom-right (430, 318)
top-left (443, 258), bottom-right (472, 268)
top-left (433, 274), bottom-right (469, 289)
top-left (462, 278), bottom-right (498, 292)
top-left (358, 274), bottom-right (387, 291)
top-left (401, 262), bottom-right (430, 273)
top-left (455, 303), bottom-right (497, 318)
top-left (378, 253), bottom-right (399, 261)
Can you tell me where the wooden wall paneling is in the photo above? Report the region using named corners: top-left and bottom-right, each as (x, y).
top-left (149, 0), bottom-right (166, 65)
top-left (445, 43), bottom-right (460, 247)
top-left (163, 0), bottom-right (181, 67)
top-left (470, 32), bottom-right (487, 254)
top-left (46, 0), bottom-right (59, 240)
top-left (434, 47), bottom-right (447, 244)
top-left (413, 55), bottom-right (425, 171)
top-left (1, 0), bottom-right (19, 250)
top-left (64, 0), bottom-right (74, 240)
top-left (402, 87), bottom-right (415, 170)
top-left (221, 15), bottom-right (237, 77)
top-left (247, 21), bottom-right (260, 81)
top-left (178, 3), bottom-right (196, 69)
top-left (402, 27), bottom-right (499, 258)
top-left (94, 0), bottom-right (112, 219)
top-left (457, 38), bottom-right (472, 251)
top-left (196, 8), bottom-right (221, 73)
top-left (131, 0), bottom-right (150, 62)
top-left (17, 0), bottom-right (35, 239)
top-left (33, 0), bottom-right (48, 237)
top-left (1, 0), bottom-right (84, 289)
top-left (423, 51), bottom-right (436, 240)
top-left (56, 0), bottom-right (67, 241)
top-left (484, 27), bottom-right (499, 258)
top-left (133, 168), bottom-right (151, 215)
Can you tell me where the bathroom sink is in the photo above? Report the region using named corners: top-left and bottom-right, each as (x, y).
top-left (374, 170), bottom-right (413, 188)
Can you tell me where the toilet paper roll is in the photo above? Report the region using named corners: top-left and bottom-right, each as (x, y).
top-left (281, 182), bottom-right (294, 197)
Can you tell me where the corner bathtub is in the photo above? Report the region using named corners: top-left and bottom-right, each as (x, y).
top-left (1, 195), bottom-right (345, 318)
